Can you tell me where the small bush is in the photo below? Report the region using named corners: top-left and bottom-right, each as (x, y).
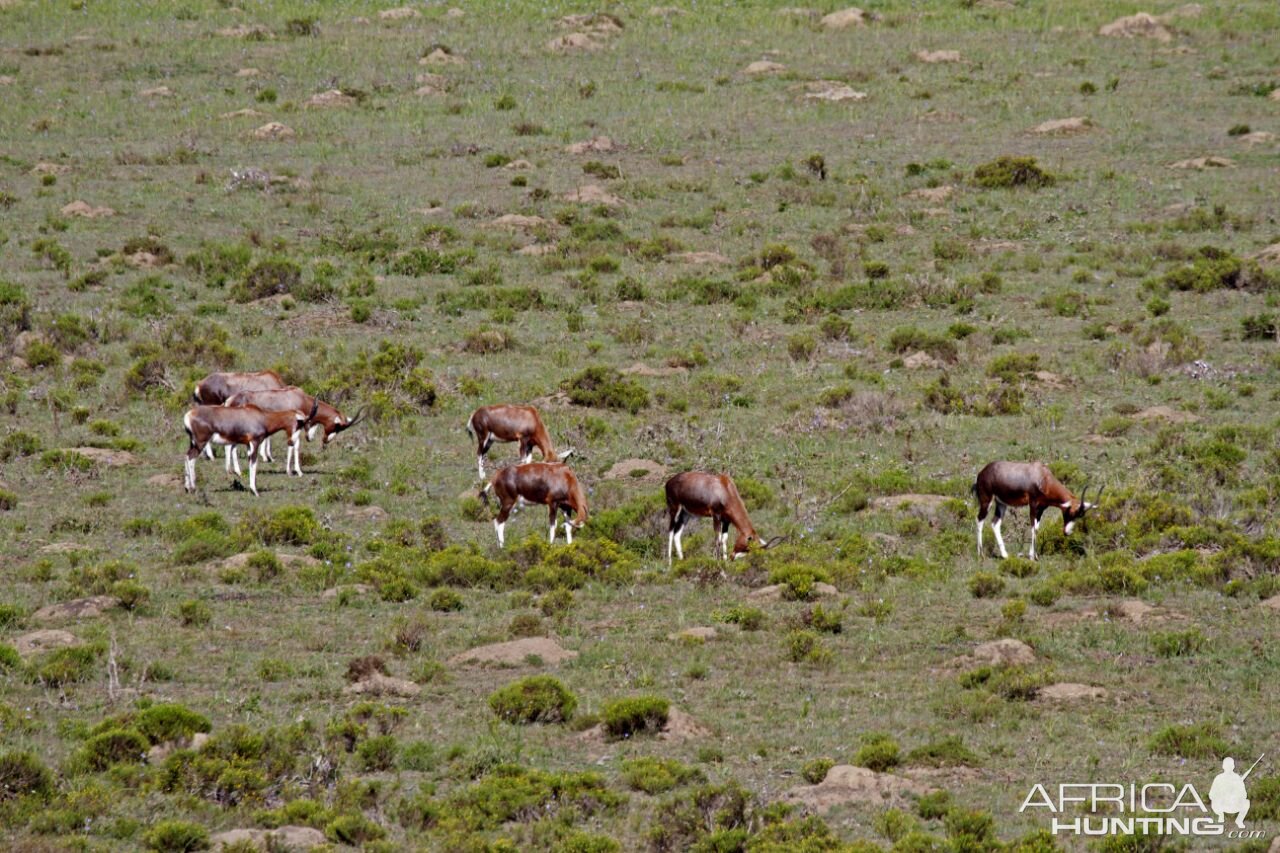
top-left (906, 737), bottom-right (980, 767)
top-left (0, 751), bottom-right (56, 802)
top-left (916, 790), bottom-right (954, 820)
top-left (886, 326), bottom-right (958, 362)
top-left (237, 506), bottom-right (318, 546)
top-left (0, 430), bottom-right (42, 461)
top-left (602, 695), bottom-right (669, 738)
top-left (621, 757), bottom-right (704, 794)
top-left (356, 735), bottom-right (399, 772)
top-left (784, 629), bottom-right (831, 665)
top-left (968, 571), bottom-right (1005, 598)
top-left (428, 588), bottom-right (464, 612)
top-left (802, 757), bottom-right (835, 784)
top-left (488, 676), bottom-right (578, 724)
top-left (232, 257), bottom-right (303, 302)
top-left (76, 728), bottom-right (149, 771)
top-left (855, 733), bottom-right (901, 772)
top-left (1242, 313), bottom-right (1277, 341)
top-left (135, 704), bottom-right (212, 745)
top-left (562, 366), bottom-right (649, 413)
top-left (0, 489), bottom-right (16, 511)
top-left (1151, 628), bottom-right (1207, 657)
top-left (768, 564), bottom-right (833, 601)
top-left (35, 644), bottom-right (101, 686)
top-left (144, 820), bottom-right (210, 852)
top-left (178, 600), bottom-right (211, 627)
top-left (973, 156), bottom-right (1056, 189)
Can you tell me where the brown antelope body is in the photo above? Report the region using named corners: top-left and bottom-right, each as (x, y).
top-left (466, 404), bottom-right (572, 480)
top-left (480, 462), bottom-right (587, 547)
top-left (973, 461), bottom-right (1101, 560)
top-left (224, 387), bottom-right (364, 475)
top-left (193, 370), bottom-right (286, 405)
top-left (664, 472), bottom-right (781, 564)
top-left (183, 402), bottom-right (313, 496)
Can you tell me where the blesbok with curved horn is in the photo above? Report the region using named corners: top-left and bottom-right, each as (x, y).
top-left (664, 471), bottom-right (784, 564)
top-left (480, 462), bottom-right (588, 548)
top-left (223, 387), bottom-right (365, 475)
top-left (973, 461), bottom-right (1102, 560)
top-left (466, 404), bottom-right (573, 480)
top-left (182, 400), bottom-right (315, 496)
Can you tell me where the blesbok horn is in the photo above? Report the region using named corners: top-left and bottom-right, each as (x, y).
top-left (335, 406), bottom-right (366, 433)
top-left (761, 535), bottom-right (786, 549)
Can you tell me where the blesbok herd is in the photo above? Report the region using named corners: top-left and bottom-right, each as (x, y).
top-left (181, 377), bottom-right (1100, 561)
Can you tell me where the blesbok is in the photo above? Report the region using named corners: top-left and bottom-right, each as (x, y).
top-left (224, 387), bottom-right (364, 475)
top-left (193, 370), bottom-right (286, 405)
top-left (182, 401), bottom-right (315, 496)
top-left (193, 371), bottom-right (288, 463)
top-left (664, 472), bottom-right (782, 564)
top-left (480, 462), bottom-right (587, 548)
top-left (973, 461), bottom-right (1102, 560)
top-left (466, 404), bottom-right (573, 480)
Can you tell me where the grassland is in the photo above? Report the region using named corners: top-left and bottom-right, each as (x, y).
top-left (2, 0), bottom-right (1280, 850)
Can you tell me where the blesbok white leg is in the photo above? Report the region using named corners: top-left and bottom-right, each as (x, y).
top-left (308, 424), bottom-right (322, 442)
top-left (564, 521), bottom-right (573, 544)
top-left (548, 522), bottom-right (557, 544)
top-left (262, 436), bottom-right (272, 463)
top-left (224, 445), bottom-right (234, 472)
top-left (204, 444), bottom-right (215, 461)
top-left (721, 531), bottom-right (730, 562)
top-left (521, 452), bottom-right (533, 464)
top-left (674, 527), bottom-right (684, 561)
top-left (1028, 515), bottom-right (1040, 560)
top-left (992, 506), bottom-right (1009, 559)
top-left (667, 530), bottom-right (675, 565)
top-left (477, 455), bottom-right (486, 481)
top-left (976, 518), bottom-right (985, 558)
top-left (494, 519), bottom-right (506, 548)
top-left (247, 441), bottom-right (258, 496)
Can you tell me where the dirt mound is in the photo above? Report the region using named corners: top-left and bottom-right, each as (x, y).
top-left (783, 765), bottom-right (930, 811)
top-left (491, 214), bottom-right (556, 231)
top-left (578, 705), bottom-right (709, 743)
top-left (220, 551), bottom-right (321, 572)
top-left (915, 49), bottom-right (961, 63)
top-left (672, 251), bottom-right (730, 265)
top-left (749, 582), bottom-right (838, 601)
top-left (1261, 595), bottom-right (1280, 611)
top-left (221, 108), bottom-right (265, 119)
top-left (503, 159), bottom-right (533, 170)
top-left (563, 184), bottom-right (622, 206)
top-left (517, 243), bottom-right (557, 256)
top-left (305, 89), bottom-right (357, 109)
top-left (1109, 599), bottom-right (1162, 624)
top-left (1168, 156), bottom-right (1234, 170)
top-left (216, 24), bottom-right (274, 39)
top-left (31, 162), bottom-right (71, 176)
top-left (906, 186), bottom-right (954, 203)
top-left (421, 47), bottom-right (465, 66)
top-left (971, 638), bottom-right (1036, 666)
top-left (1030, 116), bottom-right (1093, 135)
top-left (903, 351), bottom-right (942, 370)
top-left (346, 506), bottom-right (389, 522)
top-left (744, 60), bottom-right (786, 75)
top-left (820, 7), bottom-right (866, 29)
top-left (557, 13), bottom-right (623, 34)
top-left (13, 629), bottom-right (79, 657)
top-left (140, 85), bottom-right (174, 98)
top-left (604, 458), bottom-right (670, 482)
top-left (70, 447), bottom-right (138, 467)
top-left (1133, 405), bottom-right (1198, 424)
top-left (449, 637), bottom-right (578, 667)
top-left (235, 67), bottom-right (260, 77)
top-left (343, 673), bottom-right (421, 698)
top-left (378, 6), bottom-right (420, 20)
top-left (61, 200), bottom-right (116, 219)
top-left (869, 493), bottom-right (951, 512)
top-left (1237, 131), bottom-right (1276, 147)
top-left (252, 122), bottom-right (294, 140)
top-left (1038, 683), bottom-right (1107, 702)
top-left (620, 362), bottom-right (687, 377)
top-left (33, 596), bottom-right (120, 623)
top-left (548, 32), bottom-right (607, 52)
top-left (801, 81), bottom-right (867, 102)
top-left (668, 626), bottom-right (717, 641)
top-left (147, 473), bottom-right (184, 490)
top-left (211, 826), bottom-right (327, 851)
top-left (1098, 13), bottom-right (1172, 41)
top-left (1034, 370), bottom-right (1069, 389)
top-left (649, 6), bottom-right (686, 16)
top-left (0, 75), bottom-right (14, 86)
top-left (565, 136), bottom-right (617, 154)
top-left (321, 584), bottom-right (375, 600)
top-left (39, 542), bottom-right (89, 555)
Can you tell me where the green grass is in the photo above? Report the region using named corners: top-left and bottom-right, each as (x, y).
top-left (1, 0), bottom-right (1280, 848)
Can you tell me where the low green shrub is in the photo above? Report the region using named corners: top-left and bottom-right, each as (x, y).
top-left (143, 820), bottom-right (210, 852)
top-left (75, 728), bottom-right (149, 771)
top-left (0, 751), bottom-right (56, 802)
top-left (1151, 628), bottom-right (1207, 657)
top-left (906, 737), bottom-right (980, 767)
top-left (968, 571), bottom-right (1005, 598)
top-left (973, 155), bottom-right (1056, 189)
top-left (488, 676), bottom-right (578, 724)
top-left (801, 757), bottom-right (834, 784)
top-left (1149, 723), bottom-right (1230, 759)
top-left (854, 733), bottom-right (901, 772)
top-left (562, 366), bottom-right (649, 413)
top-left (768, 564), bottom-right (833, 601)
top-left (621, 757), bottom-right (704, 794)
top-left (602, 696), bottom-right (669, 738)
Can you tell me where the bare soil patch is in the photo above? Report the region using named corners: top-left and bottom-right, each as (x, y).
top-left (1098, 13), bottom-right (1172, 42)
top-left (1038, 683), bottom-right (1108, 702)
top-left (782, 765), bottom-right (931, 811)
top-left (32, 596), bottom-right (120, 623)
top-left (604, 458), bottom-right (670, 482)
top-left (13, 629), bottom-right (79, 656)
top-left (448, 637), bottom-right (578, 667)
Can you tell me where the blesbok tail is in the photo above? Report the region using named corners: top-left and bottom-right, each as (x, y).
top-left (464, 412), bottom-right (476, 440)
top-left (479, 479), bottom-right (494, 511)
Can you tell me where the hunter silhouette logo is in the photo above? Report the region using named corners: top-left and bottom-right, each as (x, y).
top-left (1210, 755), bottom-right (1263, 829)
top-left (1020, 753), bottom-right (1269, 839)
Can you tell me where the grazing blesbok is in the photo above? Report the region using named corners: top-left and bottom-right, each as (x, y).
top-left (466, 404), bottom-right (573, 480)
top-left (664, 472), bottom-right (782, 564)
top-left (193, 370), bottom-right (286, 405)
top-left (224, 387), bottom-right (364, 475)
top-left (973, 461), bottom-right (1101, 560)
top-left (182, 401), bottom-right (314, 496)
top-left (480, 462), bottom-right (587, 548)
